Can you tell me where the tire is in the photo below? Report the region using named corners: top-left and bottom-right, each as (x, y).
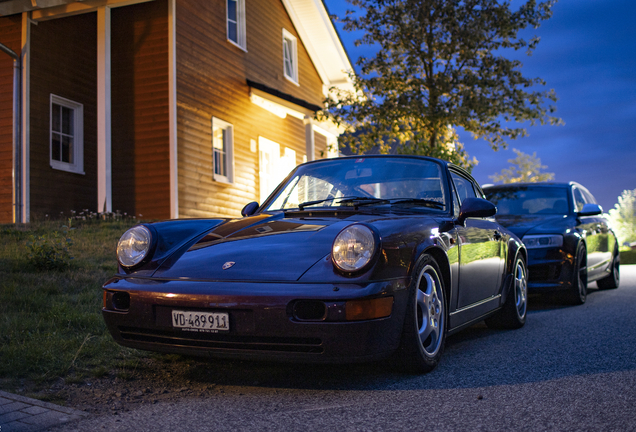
top-left (397, 254), bottom-right (446, 374)
top-left (485, 255), bottom-right (528, 330)
top-left (597, 245), bottom-right (620, 290)
top-left (561, 243), bottom-right (587, 305)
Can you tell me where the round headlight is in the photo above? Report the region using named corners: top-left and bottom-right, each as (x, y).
top-left (117, 225), bottom-right (153, 268)
top-left (332, 225), bottom-right (377, 272)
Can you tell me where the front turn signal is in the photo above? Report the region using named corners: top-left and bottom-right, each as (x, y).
top-left (345, 297), bottom-right (393, 321)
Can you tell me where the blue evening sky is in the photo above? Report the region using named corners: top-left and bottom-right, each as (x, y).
top-left (322, 0), bottom-right (636, 212)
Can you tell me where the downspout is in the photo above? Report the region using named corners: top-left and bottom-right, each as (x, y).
top-left (0, 42), bottom-right (21, 224)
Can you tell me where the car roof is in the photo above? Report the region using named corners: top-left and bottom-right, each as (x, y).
top-left (297, 154), bottom-right (469, 175)
top-left (483, 182), bottom-right (581, 189)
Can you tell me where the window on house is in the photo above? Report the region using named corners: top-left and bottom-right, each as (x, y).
top-left (212, 117), bottom-right (234, 184)
top-left (282, 29), bottom-right (298, 84)
top-left (50, 94), bottom-right (84, 174)
top-left (227, 0), bottom-right (246, 50)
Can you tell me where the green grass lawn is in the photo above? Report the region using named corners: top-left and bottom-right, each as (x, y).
top-left (0, 218), bottom-right (148, 392)
top-left (620, 248), bottom-right (636, 264)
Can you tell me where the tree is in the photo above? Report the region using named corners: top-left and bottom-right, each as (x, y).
top-left (607, 189), bottom-right (636, 246)
top-left (489, 148), bottom-right (554, 183)
top-left (319, 0), bottom-right (561, 170)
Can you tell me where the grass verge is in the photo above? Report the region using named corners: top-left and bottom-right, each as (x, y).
top-left (0, 218), bottom-right (149, 393)
top-left (620, 248), bottom-right (636, 265)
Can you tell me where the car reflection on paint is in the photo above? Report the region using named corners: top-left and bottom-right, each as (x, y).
top-left (483, 182), bottom-right (620, 304)
top-left (103, 155), bottom-right (527, 374)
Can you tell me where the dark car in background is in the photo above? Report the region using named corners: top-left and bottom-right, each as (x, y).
top-left (103, 155), bottom-right (528, 374)
top-left (483, 182), bottom-right (619, 304)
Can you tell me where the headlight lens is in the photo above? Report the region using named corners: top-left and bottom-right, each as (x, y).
top-left (332, 225), bottom-right (376, 272)
top-left (117, 225), bottom-right (152, 267)
top-left (522, 234), bottom-right (563, 249)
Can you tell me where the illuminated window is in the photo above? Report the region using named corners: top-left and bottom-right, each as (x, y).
top-left (212, 117), bottom-right (234, 184)
top-left (50, 94), bottom-right (84, 174)
top-left (227, 0), bottom-right (246, 50)
top-left (259, 137), bottom-right (297, 202)
top-left (282, 29), bottom-right (298, 84)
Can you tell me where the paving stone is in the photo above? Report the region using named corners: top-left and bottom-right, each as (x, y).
top-left (0, 402), bottom-right (30, 415)
top-left (1, 420), bottom-right (37, 432)
top-left (19, 406), bottom-right (48, 415)
top-left (0, 391), bottom-right (88, 431)
top-left (0, 410), bottom-right (30, 424)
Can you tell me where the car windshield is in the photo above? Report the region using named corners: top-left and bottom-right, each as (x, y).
top-left (485, 186), bottom-right (570, 215)
top-left (264, 157), bottom-right (447, 212)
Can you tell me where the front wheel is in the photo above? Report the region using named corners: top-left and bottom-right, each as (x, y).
top-left (397, 254), bottom-right (446, 374)
top-left (561, 243), bottom-right (587, 305)
top-left (485, 254), bottom-right (528, 330)
top-left (597, 245), bottom-right (620, 290)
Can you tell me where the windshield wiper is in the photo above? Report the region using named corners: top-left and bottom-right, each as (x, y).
top-left (389, 198), bottom-right (445, 209)
top-left (298, 198), bottom-right (336, 210)
top-left (297, 196), bottom-right (387, 211)
top-left (336, 197), bottom-right (389, 207)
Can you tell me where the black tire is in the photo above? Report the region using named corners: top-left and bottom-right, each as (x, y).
top-left (597, 245), bottom-right (620, 290)
top-left (561, 242), bottom-right (587, 305)
top-left (485, 255), bottom-right (528, 330)
top-left (397, 254), bottom-right (446, 374)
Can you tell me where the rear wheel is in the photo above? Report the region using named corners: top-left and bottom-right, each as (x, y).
top-left (561, 243), bottom-right (587, 305)
top-left (397, 254), bottom-right (446, 374)
top-left (485, 255), bottom-right (527, 330)
top-left (597, 245), bottom-right (620, 290)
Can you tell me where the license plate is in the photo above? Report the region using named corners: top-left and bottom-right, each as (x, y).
top-left (171, 310), bottom-right (229, 333)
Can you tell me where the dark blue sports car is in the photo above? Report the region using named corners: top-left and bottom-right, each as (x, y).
top-left (103, 155), bottom-right (527, 374)
top-left (483, 182), bottom-right (619, 304)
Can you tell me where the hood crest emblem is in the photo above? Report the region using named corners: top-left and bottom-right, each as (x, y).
top-left (222, 261), bottom-right (236, 270)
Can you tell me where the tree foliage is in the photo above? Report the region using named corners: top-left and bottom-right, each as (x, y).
top-left (319, 0), bottom-right (561, 170)
top-left (607, 189), bottom-right (636, 246)
top-left (489, 148), bottom-right (554, 184)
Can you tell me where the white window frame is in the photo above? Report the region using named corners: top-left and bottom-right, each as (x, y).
top-left (282, 29), bottom-right (298, 85)
top-left (226, 0), bottom-right (246, 51)
top-left (50, 94), bottom-right (84, 174)
top-left (212, 117), bottom-right (234, 184)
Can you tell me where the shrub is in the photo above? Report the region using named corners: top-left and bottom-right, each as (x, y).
top-left (607, 189), bottom-right (636, 247)
top-left (26, 229), bottom-right (73, 271)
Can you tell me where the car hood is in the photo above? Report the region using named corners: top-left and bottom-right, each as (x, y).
top-left (494, 214), bottom-right (568, 238)
top-left (151, 212), bottom-right (370, 282)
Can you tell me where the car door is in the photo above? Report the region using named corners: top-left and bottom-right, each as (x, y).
top-left (574, 185), bottom-right (613, 276)
top-left (450, 171), bottom-right (505, 309)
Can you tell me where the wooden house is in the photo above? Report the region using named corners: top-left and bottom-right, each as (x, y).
top-left (0, 0), bottom-right (352, 223)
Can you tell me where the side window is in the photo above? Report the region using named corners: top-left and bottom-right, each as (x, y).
top-left (212, 117), bottom-right (234, 184)
top-left (581, 188), bottom-right (597, 205)
top-left (227, 0), bottom-right (246, 50)
top-left (450, 172), bottom-right (477, 204)
top-left (282, 29), bottom-right (298, 84)
top-left (50, 94), bottom-right (84, 174)
top-left (572, 187), bottom-right (587, 212)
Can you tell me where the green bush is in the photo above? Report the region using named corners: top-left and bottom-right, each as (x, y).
top-left (26, 230), bottom-right (73, 271)
top-left (608, 189), bottom-right (636, 246)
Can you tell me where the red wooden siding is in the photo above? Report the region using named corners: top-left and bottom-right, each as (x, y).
top-left (29, 13), bottom-right (97, 219)
top-left (111, 0), bottom-right (170, 220)
top-left (175, 0), bottom-right (326, 218)
top-left (0, 15), bottom-right (21, 223)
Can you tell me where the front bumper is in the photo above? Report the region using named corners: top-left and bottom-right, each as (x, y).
top-left (526, 247), bottom-right (575, 291)
top-left (102, 276), bottom-right (409, 363)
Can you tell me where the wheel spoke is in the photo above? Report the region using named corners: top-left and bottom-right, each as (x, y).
top-left (515, 262), bottom-right (527, 316)
top-left (417, 272), bottom-right (442, 351)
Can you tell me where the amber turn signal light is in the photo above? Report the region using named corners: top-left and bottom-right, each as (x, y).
top-left (345, 297), bottom-right (393, 321)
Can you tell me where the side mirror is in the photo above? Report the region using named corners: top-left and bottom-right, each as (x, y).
top-left (457, 197), bottom-right (497, 226)
top-left (578, 203), bottom-right (602, 216)
top-left (241, 201), bottom-right (259, 217)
